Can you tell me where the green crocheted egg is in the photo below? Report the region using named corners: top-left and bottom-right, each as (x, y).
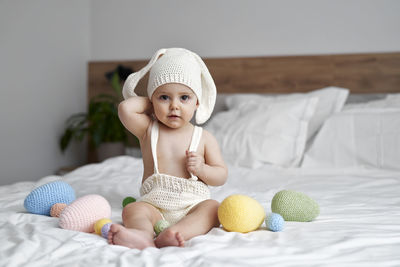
top-left (122, 196), bottom-right (136, 208)
top-left (154, 220), bottom-right (170, 236)
top-left (271, 190), bottom-right (319, 222)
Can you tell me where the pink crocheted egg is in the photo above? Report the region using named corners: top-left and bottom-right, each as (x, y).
top-left (59, 194), bottom-right (111, 233)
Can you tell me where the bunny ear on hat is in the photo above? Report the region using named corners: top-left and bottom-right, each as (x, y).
top-left (122, 48), bottom-right (167, 99)
top-left (191, 52), bottom-right (217, 124)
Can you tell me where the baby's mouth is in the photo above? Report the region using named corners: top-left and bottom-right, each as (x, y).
top-left (168, 115), bottom-right (180, 118)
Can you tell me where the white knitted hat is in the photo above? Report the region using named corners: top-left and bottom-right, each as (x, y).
top-left (122, 48), bottom-right (217, 124)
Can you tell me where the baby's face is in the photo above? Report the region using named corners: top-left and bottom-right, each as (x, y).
top-left (151, 83), bottom-right (198, 129)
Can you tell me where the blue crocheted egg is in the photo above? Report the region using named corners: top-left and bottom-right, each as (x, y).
top-left (266, 213), bottom-right (284, 232)
top-left (24, 181), bottom-right (75, 216)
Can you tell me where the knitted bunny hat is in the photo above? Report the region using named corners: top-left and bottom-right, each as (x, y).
top-left (122, 48), bottom-right (217, 124)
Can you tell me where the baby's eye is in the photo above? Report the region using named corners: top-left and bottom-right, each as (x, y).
top-left (159, 95), bottom-right (169, 100)
top-left (181, 95), bottom-right (189, 101)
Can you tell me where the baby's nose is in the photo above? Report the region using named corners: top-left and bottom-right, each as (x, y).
top-left (170, 99), bottom-right (179, 109)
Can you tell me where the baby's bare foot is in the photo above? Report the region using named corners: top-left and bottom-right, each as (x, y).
top-left (108, 224), bottom-right (155, 250)
top-left (154, 228), bottom-right (185, 248)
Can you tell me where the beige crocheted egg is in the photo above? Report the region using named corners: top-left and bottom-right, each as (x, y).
top-left (50, 203), bottom-right (67, 217)
top-left (59, 194), bottom-right (111, 233)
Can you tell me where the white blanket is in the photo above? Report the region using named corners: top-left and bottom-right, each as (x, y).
top-left (1, 156), bottom-right (400, 266)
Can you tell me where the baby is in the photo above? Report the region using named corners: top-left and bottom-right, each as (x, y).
top-left (108, 48), bottom-right (228, 249)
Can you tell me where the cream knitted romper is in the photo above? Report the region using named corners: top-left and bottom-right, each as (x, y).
top-left (139, 121), bottom-right (211, 225)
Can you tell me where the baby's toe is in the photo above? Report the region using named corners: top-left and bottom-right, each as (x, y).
top-left (176, 232), bottom-right (185, 247)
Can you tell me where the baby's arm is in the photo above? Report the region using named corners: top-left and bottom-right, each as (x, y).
top-left (118, 96), bottom-right (153, 140)
top-left (186, 130), bottom-right (228, 186)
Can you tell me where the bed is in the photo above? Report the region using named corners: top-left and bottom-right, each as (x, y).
top-left (2, 52), bottom-right (400, 266)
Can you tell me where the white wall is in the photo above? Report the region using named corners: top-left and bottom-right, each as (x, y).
top-left (0, 0), bottom-right (399, 186)
top-left (0, 1), bottom-right (90, 185)
top-left (90, 0), bottom-right (400, 60)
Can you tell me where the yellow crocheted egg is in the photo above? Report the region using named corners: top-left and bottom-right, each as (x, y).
top-left (94, 218), bottom-right (112, 235)
top-left (218, 194), bottom-right (266, 233)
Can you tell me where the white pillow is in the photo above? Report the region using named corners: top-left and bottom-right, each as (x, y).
top-left (302, 108), bottom-right (400, 170)
top-left (344, 93), bottom-right (400, 110)
top-left (225, 87), bottom-right (349, 140)
top-left (206, 97), bottom-right (318, 168)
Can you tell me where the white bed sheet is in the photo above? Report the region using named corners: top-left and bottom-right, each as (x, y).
top-left (1, 156), bottom-right (400, 267)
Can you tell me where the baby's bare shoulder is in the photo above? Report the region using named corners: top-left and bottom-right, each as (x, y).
top-left (201, 128), bottom-right (225, 167)
top-left (201, 129), bottom-right (219, 146)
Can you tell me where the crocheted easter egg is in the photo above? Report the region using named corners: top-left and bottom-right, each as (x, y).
top-left (122, 196), bottom-right (136, 208)
top-left (50, 203), bottom-right (67, 217)
top-left (218, 194), bottom-right (266, 233)
top-left (24, 181), bottom-right (75, 216)
top-left (101, 223), bottom-right (112, 238)
top-left (271, 190), bottom-right (319, 222)
top-left (154, 220), bottom-right (170, 236)
top-left (94, 218), bottom-right (112, 235)
top-left (266, 213), bottom-right (284, 232)
top-left (59, 194), bottom-right (111, 233)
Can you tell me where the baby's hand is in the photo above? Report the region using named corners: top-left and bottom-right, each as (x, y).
top-left (186, 151), bottom-right (205, 178)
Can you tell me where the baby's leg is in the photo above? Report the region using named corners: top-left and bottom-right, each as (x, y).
top-left (108, 201), bottom-right (162, 250)
top-left (155, 199), bottom-right (220, 248)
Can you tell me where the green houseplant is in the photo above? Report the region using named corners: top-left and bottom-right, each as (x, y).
top-left (60, 65), bottom-right (136, 160)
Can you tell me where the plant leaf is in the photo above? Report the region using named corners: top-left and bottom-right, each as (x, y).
top-left (60, 128), bottom-right (73, 152)
top-left (110, 71), bottom-right (122, 99)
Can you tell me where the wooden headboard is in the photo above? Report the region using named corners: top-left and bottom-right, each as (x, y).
top-left (89, 52), bottom-right (400, 100)
top-left (87, 52), bottom-right (400, 162)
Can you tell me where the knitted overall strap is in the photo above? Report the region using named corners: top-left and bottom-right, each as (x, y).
top-left (151, 120), bottom-right (203, 181)
top-left (188, 125), bottom-right (203, 181)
